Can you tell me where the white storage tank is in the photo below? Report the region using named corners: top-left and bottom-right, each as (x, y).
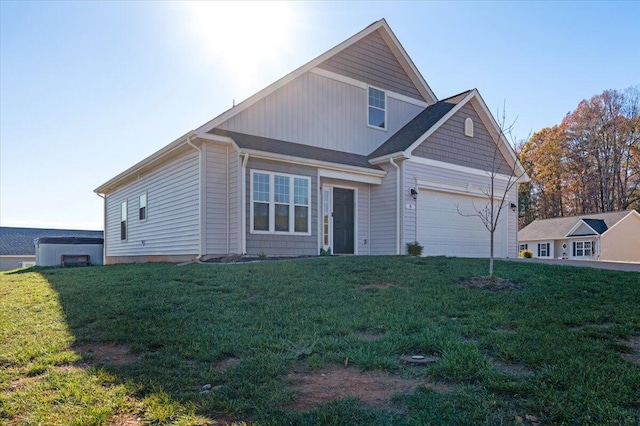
top-left (35, 237), bottom-right (104, 267)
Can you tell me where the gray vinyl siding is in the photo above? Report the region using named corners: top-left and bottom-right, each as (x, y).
top-left (218, 72), bottom-right (423, 155)
top-left (317, 29), bottom-right (424, 101)
top-left (105, 150), bottom-right (199, 257)
top-left (403, 159), bottom-right (518, 258)
top-left (205, 143), bottom-right (240, 255)
top-left (413, 104), bottom-right (512, 175)
top-left (320, 178), bottom-right (371, 255)
top-left (370, 163), bottom-right (398, 255)
top-left (245, 159), bottom-right (318, 256)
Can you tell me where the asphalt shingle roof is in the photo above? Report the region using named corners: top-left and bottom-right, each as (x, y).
top-left (368, 90), bottom-right (471, 159)
top-left (518, 210), bottom-right (632, 241)
top-left (208, 128), bottom-right (382, 170)
top-left (0, 227), bottom-right (103, 256)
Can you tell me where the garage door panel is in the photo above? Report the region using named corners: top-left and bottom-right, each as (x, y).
top-left (418, 189), bottom-right (506, 258)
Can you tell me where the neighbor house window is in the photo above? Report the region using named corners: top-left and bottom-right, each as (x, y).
top-left (519, 243), bottom-right (528, 252)
top-left (368, 87), bottom-right (386, 129)
top-left (537, 242), bottom-right (549, 257)
top-left (251, 171), bottom-right (311, 234)
top-left (120, 201), bottom-right (127, 241)
top-left (139, 193), bottom-right (147, 221)
top-left (573, 241), bottom-right (593, 257)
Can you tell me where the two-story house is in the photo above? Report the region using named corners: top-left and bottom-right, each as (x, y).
top-left (95, 19), bottom-right (528, 264)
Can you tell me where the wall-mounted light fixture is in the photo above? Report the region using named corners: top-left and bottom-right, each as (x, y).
top-left (510, 202), bottom-right (517, 211)
top-left (410, 188), bottom-right (418, 200)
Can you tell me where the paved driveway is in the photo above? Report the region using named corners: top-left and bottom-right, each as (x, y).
top-left (506, 258), bottom-right (640, 272)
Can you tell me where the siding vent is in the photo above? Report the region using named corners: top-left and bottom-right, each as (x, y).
top-left (464, 117), bottom-right (474, 137)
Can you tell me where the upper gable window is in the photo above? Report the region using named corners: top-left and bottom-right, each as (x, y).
top-left (464, 117), bottom-right (474, 137)
top-left (368, 87), bottom-right (386, 130)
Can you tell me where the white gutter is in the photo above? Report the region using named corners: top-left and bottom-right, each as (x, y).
top-left (389, 158), bottom-right (400, 255)
top-left (186, 137), bottom-right (204, 261)
top-left (241, 153), bottom-right (250, 255)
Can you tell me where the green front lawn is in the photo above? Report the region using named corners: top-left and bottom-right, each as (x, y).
top-left (1, 257), bottom-right (639, 425)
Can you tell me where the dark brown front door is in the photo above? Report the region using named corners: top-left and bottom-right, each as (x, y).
top-left (333, 188), bottom-right (354, 254)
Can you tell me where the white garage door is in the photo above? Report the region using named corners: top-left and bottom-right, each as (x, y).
top-left (417, 189), bottom-right (507, 258)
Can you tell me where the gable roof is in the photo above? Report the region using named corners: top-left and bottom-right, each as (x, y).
top-left (0, 227), bottom-right (103, 256)
top-left (518, 210), bottom-right (635, 241)
top-left (368, 90), bottom-right (470, 159)
top-left (209, 129), bottom-right (382, 171)
top-left (194, 19), bottom-right (437, 137)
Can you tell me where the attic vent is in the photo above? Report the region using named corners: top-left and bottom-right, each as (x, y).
top-left (464, 117), bottom-right (474, 137)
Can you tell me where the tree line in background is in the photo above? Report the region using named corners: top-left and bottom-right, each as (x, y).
top-left (517, 86), bottom-right (640, 229)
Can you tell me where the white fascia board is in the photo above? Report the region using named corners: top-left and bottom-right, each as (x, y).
top-left (564, 219), bottom-right (599, 238)
top-left (318, 168), bottom-right (382, 185)
top-left (310, 68), bottom-right (428, 108)
top-left (194, 20), bottom-right (391, 136)
top-left (368, 152), bottom-right (409, 165)
top-left (241, 149), bottom-right (386, 180)
top-left (407, 156), bottom-right (518, 182)
top-left (195, 133), bottom-right (240, 152)
top-left (403, 90), bottom-right (477, 155)
top-left (94, 130), bottom-right (197, 194)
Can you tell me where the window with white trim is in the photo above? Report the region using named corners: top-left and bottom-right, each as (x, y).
top-left (322, 188), bottom-right (330, 247)
top-left (368, 87), bottom-right (386, 129)
top-left (251, 171), bottom-right (310, 234)
top-left (120, 201), bottom-right (127, 241)
top-left (537, 242), bottom-right (550, 257)
top-left (573, 241), bottom-right (593, 257)
top-left (519, 243), bottom-right (528, 252)
top-left (139, 193), bottom-right (147, 221)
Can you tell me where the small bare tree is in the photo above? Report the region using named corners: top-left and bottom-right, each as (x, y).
top-left (458, 106), bottom-right (528, 277)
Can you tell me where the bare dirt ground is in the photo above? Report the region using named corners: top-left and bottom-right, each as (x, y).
top-left (459, 276), bottom-right (521, 291)
top-left (287, 366), bottom-right (428, 412)
top-left (619, 337), bottom-right (640, 365)
top-left (73, 343), bottom-right (138, 365)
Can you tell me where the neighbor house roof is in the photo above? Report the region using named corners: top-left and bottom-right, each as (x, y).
top-left (518, 210), bottom-right (633, 241)
top-left (208, 129), bottom-right (382, 171)
top-left (368, 90), bottom-right (471, 159)
top-left (0, 227), bottom-right (103, 256)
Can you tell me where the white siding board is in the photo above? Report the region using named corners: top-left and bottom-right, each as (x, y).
top-left (220, 72), bottom-right (423, 155)
top-left (105, 150), bottom-right (200, 257)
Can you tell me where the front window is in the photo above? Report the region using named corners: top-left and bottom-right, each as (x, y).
top-left (120, 201), bottom-right (127, 241)
top-left (573, 241), bottom-right (593, 257)
top-left (538, 242), bottom-right (549, 257)
top-left (251, 171), bottom-right (311, 234)
top-left (368, 87), bottom-right (386, 129)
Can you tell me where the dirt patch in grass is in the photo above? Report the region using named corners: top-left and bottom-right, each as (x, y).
top-left (358, 282), bottom-right (401, 292)
top-left (618, 337), bottom-right (640, 364)
top-left (73, 343), bottom-right (137, 365)
top-left (108, 413), bottom-right (142, 426)
top-left (287, 366), bottom-right (422, 411)
top-left (460, 276), bottom-right (521, 291)
top-left (491, 359), bottom-right (532, 377)
top-left (213, 357), bottom-right (241, 371)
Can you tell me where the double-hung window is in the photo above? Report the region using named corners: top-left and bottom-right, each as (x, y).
top-left (573, 241), bottom-right (593, 257)
top-left (537, 242), bottom-right (549, 257)
top-left (120, 201), bottom-right (127, 241)
top-left (368, 87), bottom-right (386, 129)
top-left (251, 171), bottom-right (310, 234)
top-left (518, 243), bottom-right (528, 252)
top-left (139, 193), bottom-right (147, 221)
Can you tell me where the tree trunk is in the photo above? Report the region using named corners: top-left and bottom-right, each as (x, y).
top-left (489, 230), bottom-right (494, 278)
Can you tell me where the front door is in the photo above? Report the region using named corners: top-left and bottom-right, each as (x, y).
top-left (333, 188), bottom-right (354, 254)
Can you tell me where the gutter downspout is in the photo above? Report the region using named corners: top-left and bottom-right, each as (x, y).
top-left (241, 153), bottom-right (250, 255)
top-left (389, 158), bottom-right (400, 255)
top-left (186, 136), bottom-right (204, 261)
top-left (97, 193), bottom-right (106, 265)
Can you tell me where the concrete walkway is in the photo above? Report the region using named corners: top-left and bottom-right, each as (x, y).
top-left (506, 258), bottom-right (640, 272)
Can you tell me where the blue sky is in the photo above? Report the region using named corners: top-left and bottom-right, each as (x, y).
top-left (1, 1), bottom-right (638, 230)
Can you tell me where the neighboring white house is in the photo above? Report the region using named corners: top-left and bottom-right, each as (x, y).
top-left (518, 210), bottom-right (640, 263)
top-left (95, 19), bottom-right (528, 264)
